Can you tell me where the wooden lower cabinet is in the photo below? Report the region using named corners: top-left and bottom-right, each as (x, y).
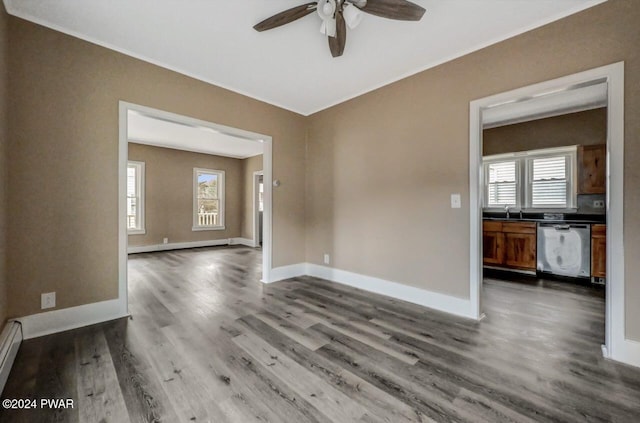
top-left (504, 232), bottom-right (537, 270)
top-left (591, 224), bottom-right (606, 278)
top-left (483, 221), bottom-right (504, 265)
top-left (483, 220), bottom-right (536, 271)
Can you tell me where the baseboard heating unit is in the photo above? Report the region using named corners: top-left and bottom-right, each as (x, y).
top-left (0, 321), bottom-right (22, 394)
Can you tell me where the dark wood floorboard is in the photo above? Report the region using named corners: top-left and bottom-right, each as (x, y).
top-left (2, 245), bottom-right (640, 422)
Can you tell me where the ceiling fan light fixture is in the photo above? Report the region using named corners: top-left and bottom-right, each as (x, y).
top-left (320, 19), bottom-right (337, 37)
top-left (342, 3), bottom-right (364, 29)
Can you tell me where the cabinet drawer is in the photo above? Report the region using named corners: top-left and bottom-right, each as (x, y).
top-left (483, 221), bottom-right (503, 232)
top-left (502, 222), bottom-right (536, 234)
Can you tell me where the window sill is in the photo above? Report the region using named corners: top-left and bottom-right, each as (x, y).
top-left (128, 229), bottom-right (146, 235)
top-left (192, 226), bottom-right (225, 232)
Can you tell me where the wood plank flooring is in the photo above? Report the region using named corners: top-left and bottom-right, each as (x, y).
top-left (2, 246), bottom-right (640, 422)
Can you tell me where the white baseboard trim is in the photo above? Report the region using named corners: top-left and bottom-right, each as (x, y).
top-left (306, 263), bottom-right (476, 320)
top-left (610, 338), bottom-right (640, 368)
top-left (268, 263), bottom-right (307, 283)
top-left (15, 299), bottom-right (128, 340)
top-left (0, 321), bottom-right (22, 395)
top-left (230, 237), bottom-right (256, 248)
top-left (128, 238), bottom-right (231, 254)
top-left (127, 238), bottom-right (258, 254)
top-left (267, 263), bottom-right (476, 320)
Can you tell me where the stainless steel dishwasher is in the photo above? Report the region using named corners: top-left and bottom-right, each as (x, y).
top-left (537, 223), bottom-right (591, 278)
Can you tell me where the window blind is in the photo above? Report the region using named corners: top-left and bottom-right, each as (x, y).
top-left (531, 156), bottom-right (567, 207)
top-left (487, 161), bottom-right (517, 207)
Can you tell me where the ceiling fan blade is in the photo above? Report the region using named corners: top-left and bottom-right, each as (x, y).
top-left (254, 2), bottom-right (318, 32)
top-left (328, 11), bottom-right (346, 57)
top-left (358, 0), bottom-right (426, 21)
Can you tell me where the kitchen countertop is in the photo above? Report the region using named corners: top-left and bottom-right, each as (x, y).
top-left (483, 212), bottom-right (606, 225)
top-left (483, 217), bottom-right (604, 225)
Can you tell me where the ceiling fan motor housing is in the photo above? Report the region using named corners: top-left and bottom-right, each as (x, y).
top-left (317, 0), bottom-right (337, 19)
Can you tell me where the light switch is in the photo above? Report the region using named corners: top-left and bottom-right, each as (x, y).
top-left (451, 193), bottom-right (461, 209)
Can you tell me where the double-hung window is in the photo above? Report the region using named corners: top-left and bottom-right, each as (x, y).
top-left (193, 168), bottom-right (225, 230)
top-left (127, 161), bottom-right (145, 234)
top-left (486, 160), bottom-right (519, 208)
top-left (528, 154), bottom-right (573, 208)
top-left (483, 146), bottom-right (576, 210)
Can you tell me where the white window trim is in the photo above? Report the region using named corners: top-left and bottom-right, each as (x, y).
top-left (483, 145), bottom-right (577, 211)
top-left (127, 161), bottom-right (146, 235)
top-left (192, 167), bottom-right (225, 231)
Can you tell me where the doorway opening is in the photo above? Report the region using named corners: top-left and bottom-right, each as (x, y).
top-left (254, 171), bottom-right (264, 248)
top-left (118, 102), bottom-right (274, 316)
top-left (469, 62), bottom-right (629, 365)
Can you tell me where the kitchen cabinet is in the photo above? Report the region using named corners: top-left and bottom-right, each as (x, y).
top-left (578, 144), bottom-right (606, 194)
top-left (483, 221), bottom-right (504, 265)
top-left (591, 224), bottom-right (606, 278)
top-left (483, 221), bottom-right (536, 271)
top-left (503, 222), bottom-right (537, 270)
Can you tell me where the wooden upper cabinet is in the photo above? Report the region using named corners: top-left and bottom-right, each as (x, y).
top-left (578, 144), bottom-right (606, 194)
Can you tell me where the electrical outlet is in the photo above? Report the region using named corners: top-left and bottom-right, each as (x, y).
top-left (163, 237), bottom-right (169, 244)
top-left (593, 200), bottom-right (605, 209)
top-left (323, 253), bottom-right (330, 265)
top-left (41, 292), bottom-right (56, 310)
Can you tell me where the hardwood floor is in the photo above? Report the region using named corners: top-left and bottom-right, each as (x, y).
top-left (2, 246), bottom-right (640, 422)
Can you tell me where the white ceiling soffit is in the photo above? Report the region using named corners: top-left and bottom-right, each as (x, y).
top-left (482, 82), bottom-right (608, 129)
top-left (5, 0), bottom-right (607, 116)
top-left (127, 111), bottom-right (264, 159)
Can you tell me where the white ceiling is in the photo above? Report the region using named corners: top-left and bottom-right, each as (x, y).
top-left (5, 0), bottom-right (606, 115)
top-left (128, 111), bottom-right (264, 159)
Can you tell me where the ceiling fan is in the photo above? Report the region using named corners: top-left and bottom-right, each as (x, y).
top-left (253, 0), bottom-right (426, 58)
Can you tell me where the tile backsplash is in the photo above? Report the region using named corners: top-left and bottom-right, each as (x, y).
top-left (577, 194), bottom-right (606, 215)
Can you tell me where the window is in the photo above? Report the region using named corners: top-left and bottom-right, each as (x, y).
top-left (528, 155), bottom-right (571, 208)
top-left (258, 179), bottom-right (264, 212)
top-left (486, 160), bottom-right (519, 208)
top-left (127, 161), bottom-right (145, 234)
top-left (193, 168), bottom-right (225, 230)
top-left (483, 146), bottom-right (576, 210)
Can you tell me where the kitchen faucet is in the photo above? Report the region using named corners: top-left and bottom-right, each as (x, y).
top-left (505, 205), bottom-right (511, 219)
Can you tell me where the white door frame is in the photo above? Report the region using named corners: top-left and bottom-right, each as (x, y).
top-left (469, 62), bottom-right (639, 367)
top-left (253, 171), bottom-right (264, 248)
top-left (118, 101), bottom-right (274, 314)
